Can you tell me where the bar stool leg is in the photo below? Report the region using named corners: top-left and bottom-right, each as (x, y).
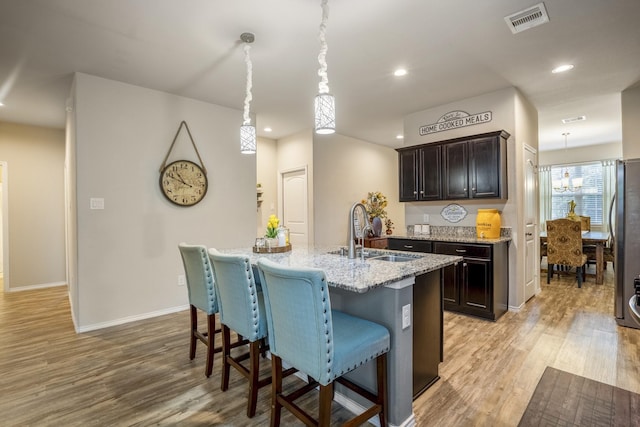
top-left (271, 356), bottom-right (283, 427)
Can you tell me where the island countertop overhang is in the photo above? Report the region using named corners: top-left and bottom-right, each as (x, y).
top-left (220, 246), bottom-right (462, 293)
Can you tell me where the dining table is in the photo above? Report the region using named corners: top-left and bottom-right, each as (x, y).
top-left (540, 230), bottom-right (610, 285)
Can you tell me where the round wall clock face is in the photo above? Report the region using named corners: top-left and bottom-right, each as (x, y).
top-left (160, 160), bottom-right (208, 206)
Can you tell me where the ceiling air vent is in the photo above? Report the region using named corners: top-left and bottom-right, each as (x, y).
top-left (504, 2), bottom-right (550, 34)
top-left (562, 115), bottom-right (587, 124)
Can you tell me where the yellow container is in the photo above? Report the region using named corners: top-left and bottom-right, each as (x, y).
top-left (476, 209), bottom-right (501, 239)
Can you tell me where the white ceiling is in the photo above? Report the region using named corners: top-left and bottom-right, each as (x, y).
top-left (1, 0), bottom-right (639, 151)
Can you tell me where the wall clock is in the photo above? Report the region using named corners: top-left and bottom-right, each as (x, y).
top-left (159, 121), bottom-right (208, 207)
top-left (160, 160), bottom-right (208, 206)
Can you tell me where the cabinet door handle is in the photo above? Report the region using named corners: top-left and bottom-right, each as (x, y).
top-left (413, 191), bottom-right (417, 195)
top-left (472, 187), bottom-right (476, 191)
top-left (526, 232), bottom-right (532, 236)
top-left (419, 190), bottom-right (424, 194)
top-left (403, 245), bottom-right (414, 249)
top-left (455, 249), bottom-right (467, 253)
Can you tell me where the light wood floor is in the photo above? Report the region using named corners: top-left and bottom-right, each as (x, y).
top-left (1, 267), bottom-right (638, 426)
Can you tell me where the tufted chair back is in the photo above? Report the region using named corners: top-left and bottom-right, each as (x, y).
top-left (178, 243), bottom-right (217, 315)
top-left (257, 258), bottom-right (335, 386)
top-left (208, 249), bottom-right (267, 342)
top-left (546, 219), bottom-right (586, 267)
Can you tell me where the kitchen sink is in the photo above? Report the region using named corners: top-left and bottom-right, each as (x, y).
top-left (328, 249), bottom-right (422, 262)
top-left (369, 254), bottom-right (419, 262)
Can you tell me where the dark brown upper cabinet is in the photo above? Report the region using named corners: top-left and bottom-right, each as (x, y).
top-left (399, 144), bottom-right (442, 201)
top-left (397, 130), bottom-right (509, 202)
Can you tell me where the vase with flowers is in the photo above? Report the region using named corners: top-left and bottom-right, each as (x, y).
top-left (265, 214), bottom-right (280, 248)
top-left (361, 191), bottom-right (388, 237)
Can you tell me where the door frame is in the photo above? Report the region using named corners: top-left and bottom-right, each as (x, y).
top-left (523, 144), bottom-right (540, 300)
top-left (1, 160), bottom-right (9, 291)
top-left (278, 165), bottom-right (309, 245)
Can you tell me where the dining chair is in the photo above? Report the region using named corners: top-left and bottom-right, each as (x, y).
top-left (583, 234), bottom-right (615, 271)
top-left (208, 249), bottom-right (286, 418)
top-left (256, 258), bottom-right (390, 427)
top-left (546, 219), bottom-right (588, 287)
top-left (578, 215), bottom-right (591, 231)
top-left (178, 243), bottom-right (221, 377)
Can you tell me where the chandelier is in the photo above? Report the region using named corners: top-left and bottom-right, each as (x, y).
top-left (552, 133), bottom-right (583, 192)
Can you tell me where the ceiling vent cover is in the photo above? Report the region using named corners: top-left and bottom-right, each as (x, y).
top-left (504, 2), bottom-right (550, 34)
top-left (562, 115), bottom-right (587, 124)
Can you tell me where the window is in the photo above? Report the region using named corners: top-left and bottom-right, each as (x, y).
top-left (550, 162), bottom-right (603, 225)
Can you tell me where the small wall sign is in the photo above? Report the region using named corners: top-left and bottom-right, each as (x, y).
top-left (419, 110), bottom-right (492, 136)
top-left (441, 204), bottom-right (468, 223)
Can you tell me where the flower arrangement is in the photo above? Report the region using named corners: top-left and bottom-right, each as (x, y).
top-left (361, 191), bottom-right (388, 220)
top-left (265, 214), bottom-right (280, 238)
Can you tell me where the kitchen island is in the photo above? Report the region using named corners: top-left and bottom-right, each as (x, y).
top-left (219, 245), bottom-right (461, 427)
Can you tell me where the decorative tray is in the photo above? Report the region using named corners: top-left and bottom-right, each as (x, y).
top-left (253, 244), bottom-right (292, 254)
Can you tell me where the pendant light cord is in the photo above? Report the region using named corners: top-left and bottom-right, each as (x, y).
top-left (243, 42), bottom-right (253, 126)
top-left (317, 0), bottom-right (330, 94)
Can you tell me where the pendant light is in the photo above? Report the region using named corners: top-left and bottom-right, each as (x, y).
top-left (240, 32), bottom-right (256, 154)
top-left (314, 0), bottom-right (335, 134)
top-left (552, 133), bottom-right (583, 192)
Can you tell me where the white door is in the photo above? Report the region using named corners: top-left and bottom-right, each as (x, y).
top-left (282, 168), bottom-right (308, 246)
top-left (524, 145), bottom-right (539, 301)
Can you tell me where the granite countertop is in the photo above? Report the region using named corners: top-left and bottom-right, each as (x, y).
top-left (387, 233), bottom-right (512, 244)
top-left (219, 245), bottom-right (461, 293)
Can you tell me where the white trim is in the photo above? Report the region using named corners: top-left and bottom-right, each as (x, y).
top-left (1, 160), bottom-right (8, 291)
top-left (333, 391), bottom-right (416, 427)
top-left (75, 304), bottom-right (189, 333)
top-left (508, 302), bottom-right (525, 312)
top-left (6, 281), bottom-right (66, 292)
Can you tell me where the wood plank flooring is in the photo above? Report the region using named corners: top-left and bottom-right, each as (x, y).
top-left (1, 266), bottom-right (639, 426)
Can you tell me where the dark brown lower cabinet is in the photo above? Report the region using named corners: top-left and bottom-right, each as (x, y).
top-left (433, 241), bottom-right (509, 321)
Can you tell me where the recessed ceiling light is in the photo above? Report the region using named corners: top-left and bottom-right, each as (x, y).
top-left (396, 134), bottom-right (404, 140)
top-left (263, 127), bottom-right (272, 132)
top-left (552, 64), bottom-right (574, 74)
top-left (393, 68), bottom-right (407, 77)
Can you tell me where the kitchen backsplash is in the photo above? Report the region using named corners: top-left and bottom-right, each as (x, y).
top-left (411, 225), bottom-right (512, 238)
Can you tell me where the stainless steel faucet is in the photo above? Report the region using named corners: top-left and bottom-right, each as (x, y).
top-left (348, 202), bottom-right (371, 259)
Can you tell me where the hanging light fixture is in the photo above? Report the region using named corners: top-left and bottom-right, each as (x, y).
top-left (240, 32), bottom-right (256, 154)
top-left (314, 0), bottom-right (335, 134)
top-left (552, 133), bottom-right (583, 192)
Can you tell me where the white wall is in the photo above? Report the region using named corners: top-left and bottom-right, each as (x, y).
top-left (71, 73), bottom-right (255, 330)
top-left (0, 122), bottom-right (66, 289)
top-left (276, 130), bottom-right (314, 245)
top-left (622, 83), bottom-right (640, 160)
top-left (402, 87), bottom-right (538, 310)
top-left (256, 137), bottom-right (278, 237)
top-left (313, 133), bottom-right (403, 246)
top-left (539, 143), bottom-right (622, 166)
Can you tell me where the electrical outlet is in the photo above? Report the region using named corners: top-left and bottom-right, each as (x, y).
top-left (402, 304), bottom-right (411, 329)
top-left (178, 274), bottom-right (186, 286)
top-left (90, 198), bottom-right (105, 210)
top-left (423, 214), bottom-right (430, 223)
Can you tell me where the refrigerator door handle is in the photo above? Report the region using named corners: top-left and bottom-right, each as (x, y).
top-left (608, 193), bottom-right (616, 242)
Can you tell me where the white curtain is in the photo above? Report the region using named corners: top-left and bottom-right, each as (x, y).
top-left (602, 159), bottom-right (616, 236)
top-left (539, 165), bottom-right (552, 231)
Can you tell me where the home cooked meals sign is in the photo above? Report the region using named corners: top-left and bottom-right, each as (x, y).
top-left (419, 110), bottom-right (492, 135)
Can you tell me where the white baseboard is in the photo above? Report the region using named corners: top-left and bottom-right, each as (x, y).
top-left (75, 304), bottom-right (189, 333)
top-left (6, 281), bottom-right (66, 292)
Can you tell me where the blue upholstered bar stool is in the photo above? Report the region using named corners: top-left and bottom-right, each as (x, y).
top-left (208, 249), bottom-right (276, 418)
top-left (178, 243), bottom-right (220, 377)
top-left (257, 258), bottom-right (390, 427)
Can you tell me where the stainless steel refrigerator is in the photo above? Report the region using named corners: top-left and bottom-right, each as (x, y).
top-left (614, 158), bottom-right (640, 329)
